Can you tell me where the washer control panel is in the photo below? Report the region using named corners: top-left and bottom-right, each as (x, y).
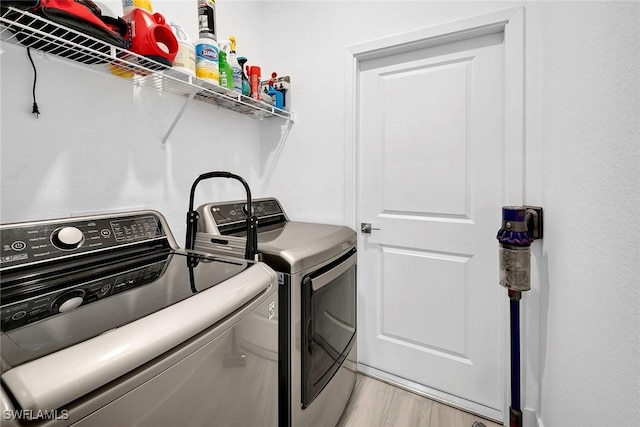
top-left (0, 260), bottom-right (167, 331)
top-left (0, 213), bottom-right (166, 269)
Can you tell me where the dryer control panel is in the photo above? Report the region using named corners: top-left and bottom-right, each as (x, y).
top-left (0, 212), bottom-right (169, 270)
top-left (209, 198), bottom-right (284, 225)
top-left (201, 198), bottom-right (288, 236)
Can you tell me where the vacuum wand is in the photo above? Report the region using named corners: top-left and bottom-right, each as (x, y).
top-left (185, 171), bottom-right (258, 261)
top-left (509, 291), bottom-right (522, 427)
top-left (497, 206), bottom-right (542, 427)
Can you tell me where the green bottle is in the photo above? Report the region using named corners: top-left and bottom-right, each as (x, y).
top-left (218, 50), bottom-right (234, 90)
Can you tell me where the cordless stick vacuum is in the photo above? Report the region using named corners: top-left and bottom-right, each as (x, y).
top-left (496, 206), bottom-right (542, 427)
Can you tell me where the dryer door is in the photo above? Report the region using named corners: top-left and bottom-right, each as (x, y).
top-left (301, 248), bottom-right (356, 408)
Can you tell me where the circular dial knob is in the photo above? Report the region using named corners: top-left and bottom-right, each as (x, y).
top-left (51, 226), bottom-right (84, 250)
top-left (52, 290), bottom-right (85, 313)
top-left (242, 204), bottom-right (254, 216)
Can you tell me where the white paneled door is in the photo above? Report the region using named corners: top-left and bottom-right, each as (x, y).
top-left (358, 30), bottom-right (507, 416)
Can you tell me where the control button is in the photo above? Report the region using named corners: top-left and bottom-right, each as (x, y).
top-left (11, 241), bottom-right (26, 251)
top-left (100, 229), bottom-right (111, 237)
top-left (52, 290), bottom-right (85, 313)
top-left (58, 297), bottom-right (84, 313)
top-left (229, 209), bottom-right (237, 216)
top-left (51, 227), bottom-right (84, 250)
top-left (11, 311), bottom-right (26, 321)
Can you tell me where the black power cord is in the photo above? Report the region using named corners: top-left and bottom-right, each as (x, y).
top-left (26, 47), bottom-right (40, 118)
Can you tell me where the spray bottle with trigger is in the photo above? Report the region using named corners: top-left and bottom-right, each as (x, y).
top-left (267, 72), bottom-right (284, 109)
top-left (237, 57), bottom-right (250, 96)
top-left (228, 36), bottom-right (243, 94)
top-left (218, 39), bottom-right (233, 90)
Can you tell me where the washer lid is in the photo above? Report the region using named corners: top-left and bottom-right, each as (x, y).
top-left (257, 221), bottom-right (356, 273)
top-left (1, 251), bottom-right (253, 368)
top-left (1, 259), bottom-right (276, 412)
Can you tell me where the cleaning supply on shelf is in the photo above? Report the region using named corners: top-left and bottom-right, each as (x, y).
top-left (228, 36), bottom-right (243, 94)
top-left (195, 38), bottom-right (219, 83)
top-left (261, 73), bottom-right (291, 110)
top-left (170, 21), bottom-right (195, 75)
top-left (3, 0), bottom-right (127, 65)
top-left (267, 82), bottom-right (284, 109)
top-left (197, 0), bottom-right (216, 39)
top-left (195, 0), bottom-right (218, 84)
top-left (249, 66), bottom-right (261, 100)
top-left (238, 57), bottom-right (250, 96)
top-left (218, 40), bottom-right (233, 89)
top-left (122, 8), bottom-right (178, 68)
top-left (122, 0), bottom-right (153, 15)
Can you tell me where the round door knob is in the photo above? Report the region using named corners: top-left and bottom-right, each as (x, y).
top-left (52, 226), bottom-right (84, 250)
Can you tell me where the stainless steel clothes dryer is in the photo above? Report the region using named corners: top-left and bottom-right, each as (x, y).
top-left (194, 198), bottom-right (357, 427)
top-left (0, 210), bottom-right (279, 427)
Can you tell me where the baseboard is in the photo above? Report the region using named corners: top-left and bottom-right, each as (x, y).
top-left (357, 363), bottom-right (503, 423)
top-left (524, 408), bottom-right (543, 427)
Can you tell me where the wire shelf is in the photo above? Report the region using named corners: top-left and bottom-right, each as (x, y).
top-left (0, 7), bottom-right (292, 121)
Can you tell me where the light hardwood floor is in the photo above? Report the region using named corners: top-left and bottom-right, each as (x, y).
top-left (337, 374), bottom-right (503, 427)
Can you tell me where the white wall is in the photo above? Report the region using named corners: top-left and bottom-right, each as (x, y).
top-left (537, 3), bottom-right (639, 427)
top-left (0, 0), bottom-right (270, 241)
top-left (1, 1), bottom-right (638, 427)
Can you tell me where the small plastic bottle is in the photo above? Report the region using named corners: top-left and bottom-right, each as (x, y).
top-left (268, 84), bottom-right (284, 109)
top-left (238, 59), bottom-right (250, 96)
top-left (249, 66), bottom-right (261, 100)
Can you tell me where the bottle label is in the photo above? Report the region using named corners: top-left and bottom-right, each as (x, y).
top-left (232, 66), bottom-right (242, 92)
top-left (174, 44), bottom-right (196, 73)
top-left (198, 0), bottom-right (216, 38)
top-left (196, 43), bottom-right (218, 61)
top-left (250, 74), bottom-right (260, 99)
top-left (196, 43), bottom-right (219, 82)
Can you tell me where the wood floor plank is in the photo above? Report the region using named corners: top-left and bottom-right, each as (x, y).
top-left (338, 374), bottom-right (502, 427)
top-left (337, 375), bottom-right (394, 427)
top-left (383, 387), bottom-right (433, 427)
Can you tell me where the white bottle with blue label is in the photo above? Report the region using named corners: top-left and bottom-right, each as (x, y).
top-left (196, 0), bottom-right (218, 84)
top-left (195, 37), bottom-right (219, 84)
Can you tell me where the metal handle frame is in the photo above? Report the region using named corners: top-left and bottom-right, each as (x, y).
top-left (185, 171), bottom-right (257, 261)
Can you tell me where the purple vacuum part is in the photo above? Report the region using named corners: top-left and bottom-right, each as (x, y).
top-left (496, 207), bottom-right (533, 247)
top-left (496, 229), bottom-right (533, 246)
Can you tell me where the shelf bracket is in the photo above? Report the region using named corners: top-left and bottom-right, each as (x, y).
top-left (161, 89), bottom-right (198, 150)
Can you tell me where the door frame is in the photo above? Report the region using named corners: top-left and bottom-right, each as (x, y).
top-left (344, 6), bottom-right (526, 424)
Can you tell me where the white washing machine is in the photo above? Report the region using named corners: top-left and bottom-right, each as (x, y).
top-left (193, 198), bottom-right (357, 427)
top-left (0, 210), bottom-right (279, 426)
